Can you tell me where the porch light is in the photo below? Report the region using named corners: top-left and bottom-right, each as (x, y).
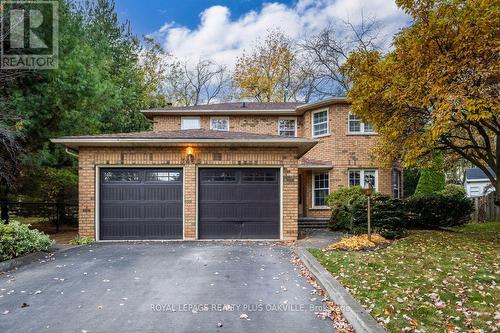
top-left (186, 146), bottom-right (194, 164)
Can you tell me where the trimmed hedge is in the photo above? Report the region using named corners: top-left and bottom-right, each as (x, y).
top-left (0, 221), bottom-right (53, 261)
top-left (406, 195), bottom-right (474, 228)
top-left (329, 185), bottom-right (474, 238)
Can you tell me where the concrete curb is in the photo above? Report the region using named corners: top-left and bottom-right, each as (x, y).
top-left (0, 245), bottom-right (78, 273)
top-left (295, 248), bottom-right (386, 333)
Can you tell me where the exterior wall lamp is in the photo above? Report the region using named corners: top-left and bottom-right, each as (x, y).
top-left (185, 146), bottom-right (195, 164)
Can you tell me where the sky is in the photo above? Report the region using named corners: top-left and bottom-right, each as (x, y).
top-left (114, 0), bottom-right (411, 67)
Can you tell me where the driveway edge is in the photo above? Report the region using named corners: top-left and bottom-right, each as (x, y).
top-left (0, 245), bottom-right (78, 273)
top-left (295, 248), bottom-right (386, 333)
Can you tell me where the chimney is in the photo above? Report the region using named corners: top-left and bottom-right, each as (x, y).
top-left (241, 102), bottom-right (246, 108)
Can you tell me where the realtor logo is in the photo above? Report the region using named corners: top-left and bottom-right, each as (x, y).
top-left (0, 1), bottom-right (58, 69)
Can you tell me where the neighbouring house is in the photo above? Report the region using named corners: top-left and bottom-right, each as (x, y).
top-left (52, 98), bottom-right (403, 241)
top-left (464, 167), bottom-right (496, 197)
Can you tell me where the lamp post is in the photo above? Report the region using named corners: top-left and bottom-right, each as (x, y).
top-left (363, 183), bottom-right (374, 241)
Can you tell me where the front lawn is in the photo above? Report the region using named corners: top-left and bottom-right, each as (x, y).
top-left (310, 223), bottom-right (500, 332)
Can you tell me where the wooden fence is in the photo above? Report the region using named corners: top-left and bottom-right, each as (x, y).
top-left (472, 192), bottom-right (500, 222)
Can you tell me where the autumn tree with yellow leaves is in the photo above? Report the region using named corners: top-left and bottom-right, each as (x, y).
top-left (234, 30), bottom-right (314, 102)
top-left (343, 0), bottom-right (499, 204)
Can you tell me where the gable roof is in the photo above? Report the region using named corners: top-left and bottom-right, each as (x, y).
top-left (465, 167), bottom-right (496, 181)
top-left (141, 98), bottom-right (348, 118)
top-left (51, 129), bottom-right (318, 158)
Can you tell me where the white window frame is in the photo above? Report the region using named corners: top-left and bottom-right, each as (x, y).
top-left (210, 117), bottom-right (229, 131)
top-left (312, 172), bottom-right (330, 208)
top-left (277, 117), bottom-right (297, 137)
top-left (311, 109), bottom-right (330, 138)
top-left (347, 112), bottom-right (376, 134)
top-left (181, 117), bottom-right (201, 130)
top-left (348, 169), bottom-right (378, 191)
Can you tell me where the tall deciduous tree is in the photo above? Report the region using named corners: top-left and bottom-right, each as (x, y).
top-left (343, 0), bottom-right (499, 204)
top-left (234, 30), bottom-right (314, 102)
top-left (163, 58), bottom-right (232, 106)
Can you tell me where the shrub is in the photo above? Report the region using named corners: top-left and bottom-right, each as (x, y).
top-left (414, 152), bottom-right (446, 196)
top-left (327, 186), bottom-right (366, 231)
top-left (403, 168), bottom-right (421, 197)
top-left (350, 195), bottom-right (408, 239)
top-left (406, 194), bottom-right (474, 228)
top-left (414, 169), bottom-right (446, 195)
top-left (69, 235), bottom-right (94, 245)
top-left (439, 184), bottom-right (467, 199)
top-left (326, 186), bottom-right (365, 209)
top-left (329, 190), bottom-right (408, 239)
top-left (0, 221), bottom-right (53, 261)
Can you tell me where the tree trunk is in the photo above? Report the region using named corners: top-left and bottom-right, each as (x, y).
top-left (496, 134), bottom-right (499, 207)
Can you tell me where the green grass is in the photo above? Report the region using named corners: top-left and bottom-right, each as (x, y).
top-left (9, 216), bottom-right (47, 225)
top-left (449, 221), bottom-right (500, 233)
top-left (310, 222), bottom-right (500, 332)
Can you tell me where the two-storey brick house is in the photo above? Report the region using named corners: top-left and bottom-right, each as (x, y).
top-left (53, 97), bottom-right (402, 241)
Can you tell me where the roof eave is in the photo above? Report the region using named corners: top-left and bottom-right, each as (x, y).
top-left (141, 109), bottom-right (298, 118)
top-left (51, 138), bottom-right (318, 158)
top-left (295, 97), bottom-right (349, 114)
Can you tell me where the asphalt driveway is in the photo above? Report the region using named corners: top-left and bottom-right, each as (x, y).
top-left (0, 242), bottom-right (335, 333)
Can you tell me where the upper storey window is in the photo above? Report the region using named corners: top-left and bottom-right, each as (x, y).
top-left (278, 118), bottom-right (296, 137)
top-left (210, 117), bottom-right (229, 131)
top-left (348, 113), bottom-right (375, 134)
top-left (181, 117), bottom-right (200, 130)
top-left (312, 110), bottom-right (329, 137)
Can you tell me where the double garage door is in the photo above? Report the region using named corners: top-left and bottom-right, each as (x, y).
top-left (99, 168), bottom-right (280, 240)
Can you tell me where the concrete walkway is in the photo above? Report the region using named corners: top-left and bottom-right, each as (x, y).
top-left (297, 229), bottom-right (347, 249)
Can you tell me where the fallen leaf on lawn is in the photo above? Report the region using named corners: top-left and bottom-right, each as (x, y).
top-left (384, 305), bottom-right (395, 315)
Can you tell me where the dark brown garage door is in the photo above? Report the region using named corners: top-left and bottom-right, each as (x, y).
top-left (198, 168), bottom-right (280, 239)
top-left (99, 168), bottom-right (183, 240)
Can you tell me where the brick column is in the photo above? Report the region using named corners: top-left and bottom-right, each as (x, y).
top-left (183, 163), bottom-right (197, 240)
top-left (282, 165), bottom-right (299, 240)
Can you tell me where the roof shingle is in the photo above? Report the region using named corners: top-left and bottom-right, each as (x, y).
top-left (147, 102), bottom-right (305, 112)
top-left (56, 129), bottom-right (306, 140)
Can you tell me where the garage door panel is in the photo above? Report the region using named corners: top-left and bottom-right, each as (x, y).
top-left (198, 221), bottom-right (242, 239)
top-left (199, 185), bottom-right (243, 201)
top-left (142, 203), bottom-right (182, 219)
top-left (100, 168), bottom-right (183, 240)
top-left (198, 168), bottom-right (280, 239)
top-left (101, 186), bottom-right (142, 201)
top-left (239, 186), bottom-right (279, 201)
top-left (143, 186), bottom-right (182, 201)
top-left (100, 221), bottom-right (182, 240)
top-left (241, 222), bottom-right (280, 239)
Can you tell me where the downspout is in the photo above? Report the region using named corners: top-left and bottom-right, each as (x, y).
top-left (65, 147), bottom-right (79, 158)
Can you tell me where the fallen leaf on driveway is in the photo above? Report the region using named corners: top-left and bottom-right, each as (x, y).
top-left (21, 303), bottom-right (29, 308)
